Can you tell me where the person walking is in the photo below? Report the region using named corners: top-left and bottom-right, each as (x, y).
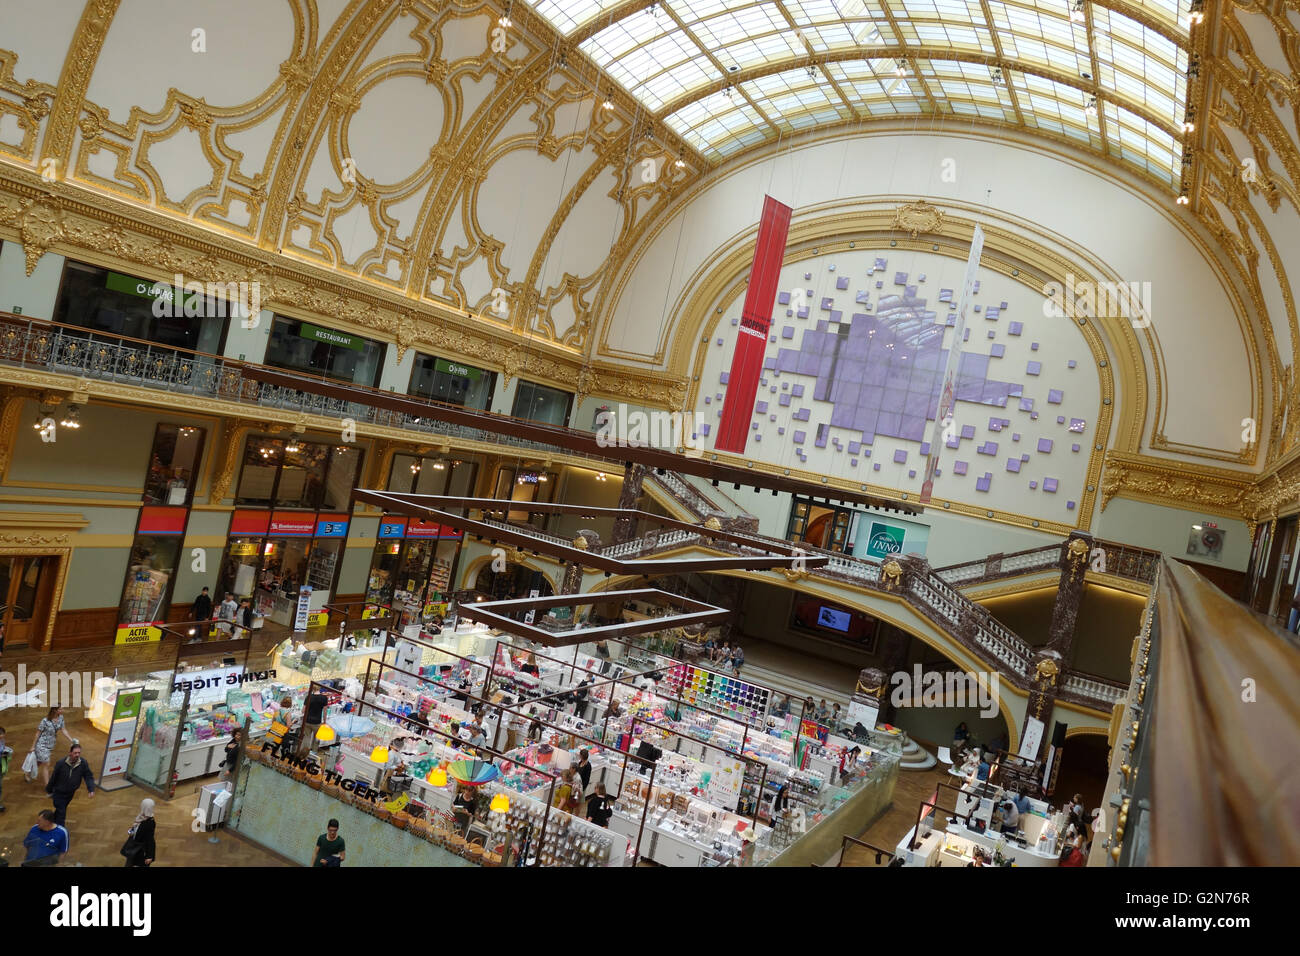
top-left (22, 809), bottom-right (69, 867)
top-left (31, 706), bottom-right (75, 787)
top-left (46, 743), bottom-right (95, 826)
top-left (312, 818), bottom-right (346, 867)
top-left (123, 798), bottom-right (156, 867)
top-left (216, 593), bottom-right (238, 635)
top-left (237, 598), bottom-right (254, 636)
top-left (190, 587), bottom-right (212, 624)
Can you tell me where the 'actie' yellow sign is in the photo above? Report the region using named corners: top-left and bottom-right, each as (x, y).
top-left (115, 623), bottom-right (163, 645)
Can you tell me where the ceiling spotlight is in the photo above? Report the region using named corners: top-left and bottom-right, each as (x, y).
top-left (602, 94), bottom-right (614, 110)
top-left (894, 59), bottom-right (907, 77)
top-left (1084, 95), bottom-right (1097, 116)
top-left (723, 85), bottom-right (734, 100)
top-left (1182, 109), bottom-right (1195, 133)
top-left (499, 1), bottom-right (512, 27)
top-left (991, 67), bottom-right (1004, 85)
top-left (1189, 0), bottom-right (1204, 24)
top-left (1070, 1), bottom-right (1086, 23)
top-left (674, 157), bottom-right (685, 168)
top-left (1176, 193), bottom-right (1190, 205)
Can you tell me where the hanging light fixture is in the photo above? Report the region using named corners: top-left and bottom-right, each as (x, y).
top-left (428, 767), bottom-right (448, 787)
top-left (1070, 0), bottom-right (1086, 23)
top-left (490, 793), bottom-right (510, 813)
top-left (1188, 0), bottom-right (1204, 25)
top-left (1084, 95), bottom-right (1097, 117)
top-left (602, 92), bottom-right (614, 110)
top-left (894, 59), bottom-right (907, 77)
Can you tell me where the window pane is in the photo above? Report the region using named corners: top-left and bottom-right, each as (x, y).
top-left (143, 424), bottom-right (206, 506)
top-left (275, 441), bottom-right (328, 510)
top-left (119, 536), bottom-right (182, 624)
top-left (54, 261), bottom-right (229, 355)
top-left (265, 316), bottom-right (385, 387)
top-left (236, 439), bottom-right (283, 506)
top-left (320, 445), bottom-right (362, 511)
top-left (408, 354), bottom-right (496, 411)
top-left (511, 380), bottom-right (574, 426)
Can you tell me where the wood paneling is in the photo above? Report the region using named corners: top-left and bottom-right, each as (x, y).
top-left (51, 606), bottom-right (119, 649)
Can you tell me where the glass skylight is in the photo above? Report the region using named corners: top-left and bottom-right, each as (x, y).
top-left (523, 0), bottom-right (1191, 188)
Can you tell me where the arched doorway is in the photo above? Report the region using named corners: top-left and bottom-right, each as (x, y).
top-left (471, 562), bottom-right (554, 601)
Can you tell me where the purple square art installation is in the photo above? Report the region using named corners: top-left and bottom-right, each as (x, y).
top-left (1027, 361), bottom-right (1041, 375)
top-left (1048, 389), bottom-right (1063, 404)
top-left (1072, 443), bottom-right (1080, 452)
top-left (793, 430), bottom-right (806, 444)
top-left (1006, 458), bottom-right (1021, 473)
top-left (975, 474), bottom-right (992, 492)
top-left (894, 449), bottom-right (908, 463)
top-left (1038, 438), bottom-right (1053, 453)
top-left (1043, 478), bottom-right (1059, 493)
top-left (953, 461), bottom-right (968, 475)
top-left (1069, 418), bottom-right (1086, 432)
top-left (1008, 321), bottom-right (1022, 335)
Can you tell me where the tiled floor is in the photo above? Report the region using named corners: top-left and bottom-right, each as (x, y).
top-left (1, 632), bottom-right (290, 867)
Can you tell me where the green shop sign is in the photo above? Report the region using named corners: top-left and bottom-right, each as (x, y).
top-left (106, 271), bottom-right (177, 302)
top-left (299, 322), bottom-right (362, 351)
top-left (866, 520), bottom-right (906, 559)
top-left (435, 358), bottom-right (481, 381)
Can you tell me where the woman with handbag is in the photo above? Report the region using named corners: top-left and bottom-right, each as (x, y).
top-left (122, 798), bottom-right (156, 867)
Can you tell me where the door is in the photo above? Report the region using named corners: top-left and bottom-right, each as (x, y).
top-left (0, 556), bottom-right (52, 648)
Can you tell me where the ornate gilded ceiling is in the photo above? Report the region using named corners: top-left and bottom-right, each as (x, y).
top-left (0, 0), bottom-right (1297, 502)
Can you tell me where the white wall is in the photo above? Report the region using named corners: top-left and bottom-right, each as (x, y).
top-left (0, 242), bottom-right (63, 319)
top-left (600, 129), bottom-right (1255, 462)
top-left (1094, 497), bottom-right (1250, 572)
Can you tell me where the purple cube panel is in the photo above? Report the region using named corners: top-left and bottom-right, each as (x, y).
top-left (755, 401), bottom-right (769, 414)
top-left (719, 373), bottom-right (730, 384)
top-left (975, 474), bottom-right (992, 492)
top-left (793, 408), bottom-right (811, 422)
top-left (700, 424), bottom-right (710, 436)
top-left (1069, 418), bottom-right (1086, 433)
top-left (1067, 501), bottom-right (1076, 510)
top-left (793, 430), bottom-right (806, 444)
top-left (1008, 321), bottom-right (1022, 335)
top-left (1026, 361), bottom-right (1042, 375)
top-left (1048, 389), bottom-right (1064, 404)
top-left (1006, 458), bottom-right (1021, 473)
top-left (894, 449), bottom-right (908, 464)
top-left (991, 344), bottom-right (1006, 358)
top-left (1071, 443), bottom-right (1080, 452)
top-left (953, 461), bottom-right (968, 475)
top-left (1043, 478), bottom-right (1059, 493)
top-left (1038, 438), bottom-right (1053, 453)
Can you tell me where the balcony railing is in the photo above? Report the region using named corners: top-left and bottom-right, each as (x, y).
top-left (933, 539), bottom-right (1160, 588)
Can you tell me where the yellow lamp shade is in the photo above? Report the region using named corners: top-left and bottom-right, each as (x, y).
top-left (370, 746), bottom-right (389, 764)
top-left (428, 767), bottom-right (448, 787)
top-left (490, 793), bottom-right (510, 813)
top-left (315, 724), bottom-right (336, 743)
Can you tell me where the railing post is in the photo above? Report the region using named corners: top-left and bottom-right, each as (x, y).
top-left (984, 553), bottom-right (1003, 581)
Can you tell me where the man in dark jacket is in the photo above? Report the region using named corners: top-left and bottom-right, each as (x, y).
top-left (46, 744), bottom-right (95, 826)
top-left (191, 587), bottom-right (213, 639)
top-left (191, 587), bottom-right (212, 622)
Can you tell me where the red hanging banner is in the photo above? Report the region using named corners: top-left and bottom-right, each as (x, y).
top-left (714, 195), bottom-right (792, 454)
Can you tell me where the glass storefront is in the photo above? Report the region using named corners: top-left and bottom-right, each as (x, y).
top-left (365, 516), bottom-right (463, 627)
top-left (265, 315), bottom-right (385, 387)
top-left (217, 511), bottom-right (350, 629)
top-left (510, 380), bottom-right (573, 426)
top-left (54, 261), bottom-right (229, 354)
top-left (408, 354), bottom-right (496, 410)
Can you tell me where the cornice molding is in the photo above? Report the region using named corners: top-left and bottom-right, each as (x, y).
top-left (0, 173), bottom-right (683, 407)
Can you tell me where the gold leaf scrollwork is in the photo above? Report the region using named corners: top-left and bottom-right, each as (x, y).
top-left (18, 200), bottom-right (64, 276)
top-left (891, 200), bottom-right (945, 239)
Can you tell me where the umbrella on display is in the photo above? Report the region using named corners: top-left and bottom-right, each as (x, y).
top-left (326, 714), bottom-right (375, 738)
top-left (447, 759), bottom-right (499, 786)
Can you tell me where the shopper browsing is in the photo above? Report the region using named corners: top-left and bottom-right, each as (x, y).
top-left (123, 798), bottom-right (156, 867)
top-left (46, 743), bottom-right (95, 825)
top-left (22, 809), bottom-right (69, 866)
top-left (585, 783), bottom-right (614, 828)
top-left (218, 727), bottom-right (243, 781)
top-left (312, 819), bottom-right (346, 867)
top-left (575, 749), bottom-right (592, 793)
top-left (1000, 794), bottom-right (1020, 833)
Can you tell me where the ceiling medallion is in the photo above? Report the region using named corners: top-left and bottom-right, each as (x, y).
top-left (891, 201), bottom-right (945, 239)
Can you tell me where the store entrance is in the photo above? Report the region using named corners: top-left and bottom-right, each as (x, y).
top-left (0, 555), bottom-right (57, 650)
top-left (471, 562), bottom-right (554, 601)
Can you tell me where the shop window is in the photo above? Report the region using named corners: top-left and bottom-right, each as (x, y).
top-left (510, 380), bottom-right (573, 427)
top-left (142, 424), bottom-right (206, 506)
top-left (53, 261), bottom-right (228, 355)
top-left (220, 537), bottom-right (264, 599)
top-left (236, 440), bottom-right (284, 506)
top-left (472, 562), bottom-right (554, 600)
top-left (408, 354), bottom-right (495, 410)
top-left (235, 438), bottom-right (363, 510)
top-left (320, 446), bottom-right (362, 511)
top-left (265, 315), bottom-right (385, 387)
top-left (118, 536), bottom-right (183, 625)
top-left (389, 454), bottom-right (479, 497)
top-left (492, 466), bottom-right (556, 526)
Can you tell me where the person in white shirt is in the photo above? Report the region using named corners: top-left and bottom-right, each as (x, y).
top-left (1000, 796), bottom-right (1020, 833)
